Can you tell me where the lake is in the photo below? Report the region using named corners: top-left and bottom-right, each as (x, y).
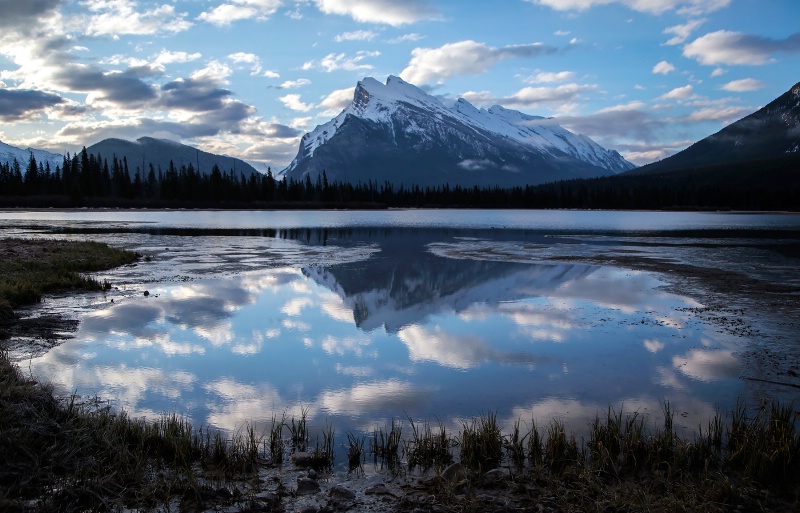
top-left (2, 209), bottom-right (799, 468)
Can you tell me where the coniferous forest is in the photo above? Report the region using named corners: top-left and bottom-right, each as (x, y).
top-left (1, 148), bottom-right (798, 211)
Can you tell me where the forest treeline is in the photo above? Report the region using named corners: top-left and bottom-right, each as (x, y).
top-left (1, 148), bottom-right (798, 210)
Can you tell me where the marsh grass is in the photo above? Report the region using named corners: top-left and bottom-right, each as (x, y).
top-left (268, 413), bottom-right (286, 464)
top-left (346, 431), bottom-right (365, 471)
top-left (0, 238), bottom-right (139, 311)
top-left (2, 348), bottom-right (799, 512)
top-left (406, 416), bottom-right (453, 472)
top-left (288, 406), bottom-right (309, 452)
top-left (308, 420), bottom-right (335, 471)
top-left (459, 412), bottom-right (503, 472)
top-left (0, 347), bottom-right (270, 512)
top-left (369, 420), bottom-right (403, 471)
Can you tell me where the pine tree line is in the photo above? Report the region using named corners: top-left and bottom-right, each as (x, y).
top-left (1, 148), bottom-right (797, 210)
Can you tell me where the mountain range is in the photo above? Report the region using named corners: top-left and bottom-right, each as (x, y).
top-left (280, 76), bottom-right (635, 188)
top-left (0, 141), bottom-right (64, 173)
top-left (4, 79), bottom-right (798, 194)
top-left (0, 137), bottom-right (260, 178)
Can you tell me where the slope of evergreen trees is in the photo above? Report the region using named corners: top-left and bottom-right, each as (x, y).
top-left (0, 148), bottom-right (797, 211)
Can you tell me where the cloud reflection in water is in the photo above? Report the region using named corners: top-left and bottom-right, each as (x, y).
top-left (28, 231), bottom-right (746, 444)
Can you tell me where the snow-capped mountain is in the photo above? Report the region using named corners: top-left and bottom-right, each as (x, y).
top-left (281, 76), bottom-right (635, 188)
top-left (632, 80), bottom-right (800, 175)
top-left (0, 140), bottom-right (64, 172)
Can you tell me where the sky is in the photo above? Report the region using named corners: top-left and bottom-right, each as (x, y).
top-left (1, 0), bottom-right (799, 173)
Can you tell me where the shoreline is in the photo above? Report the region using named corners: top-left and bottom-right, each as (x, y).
top-left (2, 234), bottom-right (800, 511)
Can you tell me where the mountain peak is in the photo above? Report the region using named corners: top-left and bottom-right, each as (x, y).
top-left (282, 76), bottom-right (635, 187)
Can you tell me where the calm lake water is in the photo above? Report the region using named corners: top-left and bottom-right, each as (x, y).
top-left (3, 209), bottom-right (800, 467)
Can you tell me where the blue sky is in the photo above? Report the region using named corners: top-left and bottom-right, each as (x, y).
top-left (1, 0), bottom-right (798, 172)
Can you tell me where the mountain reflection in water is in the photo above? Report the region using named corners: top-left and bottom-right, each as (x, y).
top-left (29, 227), bottom-right (744, 448)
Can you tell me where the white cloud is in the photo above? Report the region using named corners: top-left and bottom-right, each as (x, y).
top-left (657, 84), bottom-right (694, 100)
top-left (278, 93), bottom-right (313, 112)
top-left (190, 60), bottom-right (232, 85)
top-left (398, 324), bottom-right (539, 369)
top-left (686, 105), bottom-right (751, 122)
top-left (710, 67), bottom-right (726, 77)
top-left (458, 84), bottom-right (598, 111)
top-left (400, 40), bottom-right (558, 85)
top-left (662, 19), bottom-right (704, 45)
top-left (652, 60), bottom-right (675, 75)
top-left (720, 78), bottom-right (765, 92)
top-left (263, 70), bottom-right (281, 78)
top-left (598, 100), bottom-right (648, 113)
top-left (335, 30), bottom-right (377, 42)
top-left (643, 339), bottom-right (665, 353)
top-left (279, 78), bottom-right (311, 89)
top-left (289, 116), bottom-right (312, 128)
top-left (388, 33), bottom-right (425, 44)
top-left (198, 0), bottom-right (283, 26)
top-left (554, 30), bottom-right (571, 36)
top-left (303, 51), bottom-right (380, 72)
top-left (524, 71), bottom-right (575, 83)
top-left (527, 0), bottom-right (730, 15)
top-left (228, 52), bottom-right (263, 75)
top-left (315, 0), bottom-right (438, 26)
top-left (319, 86), bottom-right (355, 115)
top-left (673, 348), bottom-right (738, 382)
top-left (684, 30), bottom-right (800, 66)
top-left (84, 0), bottom-right (192, 36)
top-left (155, 50), bottom-right (202, 66)
top-left (504, 83), bottom-right (597, 108)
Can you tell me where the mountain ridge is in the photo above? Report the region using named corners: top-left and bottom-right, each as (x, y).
top-left (630, 81), bottom-right (800, 175)
top-left (280, 76), bottom-right (634, 188)
top-left (86, 137), bottom-right (260, 178)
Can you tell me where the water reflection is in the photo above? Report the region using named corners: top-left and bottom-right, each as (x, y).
top-left (29, 228), bottom-right (746, 447)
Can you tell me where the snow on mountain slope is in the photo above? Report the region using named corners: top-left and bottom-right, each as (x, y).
top-left (284, 76), bottom-right (634, 179)
top-left (0, 140), bottom-right (64, 172)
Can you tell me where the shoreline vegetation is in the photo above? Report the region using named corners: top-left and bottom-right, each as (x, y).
top-left (1, 239), bottom-right (799, 512)
top-left (1, 150), bottom-right (799, 212)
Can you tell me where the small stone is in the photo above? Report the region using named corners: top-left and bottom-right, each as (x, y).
top-left (143, 290), bottom-right (150, 297)
top-left (441, 462), bottom-right (466, 484)
top-left (365, 483), bottom-right (395, 496)
top-left (329, 484), bottom-right (356, 500)
top-left (420, 475), bottom-right (446, 489)
top-left (483, 468), bottom-right (509, 482)
top-left (453, 479), bottom-right (470, 495)
top-left (296, 477), bottom-right (320, 496)
top-left (291, 451), bottom-right (314, 467)
top-left (307, 468), bottom-right (317, 480)
top-left (216, 487), bottom-right (233, 499)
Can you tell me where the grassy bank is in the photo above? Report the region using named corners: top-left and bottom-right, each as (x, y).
top-left (0, 238), bottom-right (139, 321)
top-left (2, 354), bottom-right (799, 512)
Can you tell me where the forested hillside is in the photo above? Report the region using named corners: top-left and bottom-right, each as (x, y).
top-left (1, 149), bottom-right (797, 211)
